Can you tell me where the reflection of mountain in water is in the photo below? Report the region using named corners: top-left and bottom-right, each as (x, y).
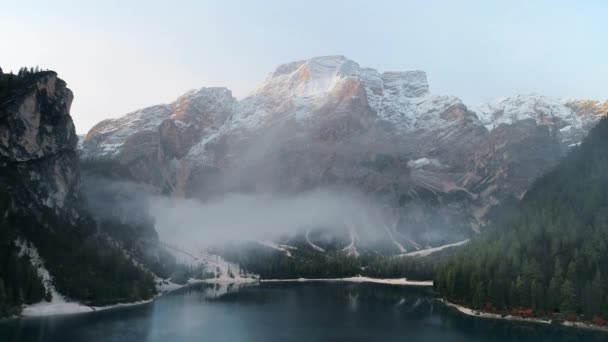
top-left (2, 282), bottom-right (605, 341)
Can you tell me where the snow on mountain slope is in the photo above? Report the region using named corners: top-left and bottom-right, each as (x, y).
top-left (256, 240), bottom-right (296, 257)
top-left (305, 229), bottom-right (326, 252)
top-left (82, 87), bottom-right (235, 160)
top-left (161, 242), bottom-right (258, 282)
top-left (16, 238), bottom-right (93, 316)
top-left (561, 98), bottom-right (607, 130)
top-left (475, 94), bottom-right (581, 131)
top-left (400, 239), bottom-right (469, 257)
top-left (231, 55), bottom-right (462, 133)
top-left (342, 226), bottom-right (360, 257)
top-left (84, 105), bottom-right (172, 157)
top-left (82, 56), bottom-right (478, 171)
top-left (474, 94), bottom-right (606, 148)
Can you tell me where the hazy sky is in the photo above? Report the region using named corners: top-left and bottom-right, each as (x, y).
top-left (1, 0), bottom-right (606, 133)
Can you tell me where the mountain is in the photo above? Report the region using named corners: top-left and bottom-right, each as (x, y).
top-left (81, 56), bottom-right (606, 254)
top-left (562, 98), bottom-right (608, 133)
top-left (0, 68), bottom-right (157, 316)
top-left (435, 117), bottom-right (608, 323)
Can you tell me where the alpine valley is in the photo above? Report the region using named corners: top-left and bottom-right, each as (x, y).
top-left (0, 56), bottom-right (607, 325)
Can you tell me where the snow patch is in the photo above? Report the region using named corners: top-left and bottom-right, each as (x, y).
top-left (475, 94), bottom-right (581, 131)
top-left (342, 225), bottom-right (360, 257)
top-left (400, 239), bottom-right (469, 257)
top-left (262, 275), bottom-right (433, 286)
top-left (383, 224), bottom-right (407, 253)
top-left (305, 229), bottom-right (325, 252)
top-left (15, 238), bottom-right (94, 316)
top-left (256, 240), bottom-right (296, 257)
top-left (407, 158), bottom-right (442, 169)
top-left (16, 239), bottom-right (156, 317)
top-left (161, 242), bottom-right (259, 282)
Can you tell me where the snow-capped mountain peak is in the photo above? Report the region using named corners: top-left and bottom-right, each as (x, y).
top-left (233, 56), bottom-right (459, 134)
top-left (252, 55), bottom-right (354, 97)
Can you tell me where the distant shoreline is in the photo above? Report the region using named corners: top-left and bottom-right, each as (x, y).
top-left (19, 277), bottom-right (258, 318)
top-left (261, 276), bottom-right (433, 286)
top-left (16, 276), bottom-right (431, 318)
top-left (439, 298), bottom-right (608, 334)
top-left (16, 278), bottom-right (608, 335)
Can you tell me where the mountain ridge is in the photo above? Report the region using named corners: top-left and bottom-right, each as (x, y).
top-left (80, 56), bottom-right (607, 253)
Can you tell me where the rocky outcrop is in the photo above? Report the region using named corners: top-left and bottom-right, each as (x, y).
top-left (562, 98), bottom-right (608, 136)
top-left (476, 94), bottom-right (589, 149)
top-left (81, 56), bottom-right (605, 251)
top-left (0, 71), bottom-right (79, 219)
top-left (82, 87), bottom-right (235, 194)
top-left (470, 95), bottom-right (577, 222)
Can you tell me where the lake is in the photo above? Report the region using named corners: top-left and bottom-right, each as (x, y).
top-left (1, 282), bottom-right (605, 341)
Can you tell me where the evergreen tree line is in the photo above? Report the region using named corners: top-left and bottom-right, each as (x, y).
top-left (0, 66), bottom-right (50, 102)
top-left (435, 118), bottom-right (608, 322)
top-left (0, 204), bottom-right (158, 316)
top-left (0, 236), bottom-right (47, 317)
top-left (12, 207), bottom-right (158, 307)
top-left (0, 157), bottom-right (157, 316)
top-left (218, 242), bottom-right (435, 280)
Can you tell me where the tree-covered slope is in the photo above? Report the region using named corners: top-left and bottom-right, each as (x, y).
top-left (435, 116), bottom-right (608, 322)
top-left (0, 68), bottom-right (157, 316)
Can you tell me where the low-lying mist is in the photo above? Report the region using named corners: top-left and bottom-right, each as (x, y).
top-left (82, 174), bottom-right (470, 254)
top-left (150, 188), bottom-right (386, 250)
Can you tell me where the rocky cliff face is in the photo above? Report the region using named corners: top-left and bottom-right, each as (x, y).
top-left (81, 56), bottom-right (605, 252)
top-left (561, 98), bottom-right (608, 135)
top-left (82, 87), bottom-right (235, 194)
top-left (0, 71), bottom-right (80, 219)
top-left (0, 70), bottom-right (159, 312)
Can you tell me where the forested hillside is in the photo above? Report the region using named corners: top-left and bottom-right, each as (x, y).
top-left (0, 67), bottom-right (157, 317)
top-left (218, 242), bottom-right (435, 280)
top-left (435, 117), bottom-right (608, 323)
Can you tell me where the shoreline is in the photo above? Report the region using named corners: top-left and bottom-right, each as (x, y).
top-left (19, 276), bottom-right (259, 318)
top-left (14, 279), bottom-right (608, 334)
top-left (20, 298), bottom-right (156, 318)
top-left (16, 276), bottom-right (430, 318)
top-left (261, 276), bottom-right (433, 286)
top-left (439, 298), bottom-right (608, 334)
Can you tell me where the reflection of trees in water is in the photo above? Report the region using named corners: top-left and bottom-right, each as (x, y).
top-left (176, 282), bottom-right (438, 309)
top-left (178, 282), bottom-right (271, 304)
top-left (166, 282), bottom-right (606, 340)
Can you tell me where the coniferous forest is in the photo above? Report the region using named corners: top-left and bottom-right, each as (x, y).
top-left (218, 243), bottom-right (436, 281)
top-left (0, 68), bottom-right (157, 316)
top-left (0, 236), bottom-right (46, 317)
top-left (435, 117), bottom-right (608, 323)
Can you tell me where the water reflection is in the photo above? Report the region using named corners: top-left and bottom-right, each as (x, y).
top-left (0, 282), bottom-right (606, 342)
top-left (0, 301), bottom-right (155, 342)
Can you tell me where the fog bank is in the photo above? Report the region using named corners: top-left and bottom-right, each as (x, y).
top-left (150, 188), bottom-right (385, 249)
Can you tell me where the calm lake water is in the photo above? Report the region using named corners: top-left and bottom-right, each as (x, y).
top-left (1, 282), bottom-right (605, 342)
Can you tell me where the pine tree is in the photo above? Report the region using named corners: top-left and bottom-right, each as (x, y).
top-left (0, 278), bottom-right (6, 314)
top-left (560, 280), bottom-right (577, 314)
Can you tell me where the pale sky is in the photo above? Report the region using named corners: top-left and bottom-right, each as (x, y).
top-left (1, 0), bottom-right (606, 133)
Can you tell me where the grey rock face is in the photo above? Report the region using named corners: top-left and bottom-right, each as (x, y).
top-left (81, 87), bottom-right (235, 194)
top-left (0, 72), bottom-right (79, 218)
